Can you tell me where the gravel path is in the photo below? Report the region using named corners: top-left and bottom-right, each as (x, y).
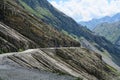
top-left (0, 65), bottom-right (76, 80)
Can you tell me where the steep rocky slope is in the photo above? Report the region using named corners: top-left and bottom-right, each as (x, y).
top-left (14, 0), bottom-right (120, 67)
top-left (0, 48), bottom-right (119, 80)
top-left (0, 0), bottom-right (80, 53)
top-left (93, 21), bottom-right (120, 49)
top-left (0, 22), bottom-right (38, 53)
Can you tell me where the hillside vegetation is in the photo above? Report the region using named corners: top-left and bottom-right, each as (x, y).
top-left (0, 0), bottom-right (80, 53)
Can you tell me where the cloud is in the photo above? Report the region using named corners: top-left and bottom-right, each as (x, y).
top-left (49, 0), bottom-right (120, 22)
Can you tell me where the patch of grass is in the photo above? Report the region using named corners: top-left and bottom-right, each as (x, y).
top-left (18, 0), bottom-right (44, 18)
top-left (35, 6), bottom-right (54, 18)
top-left (0, 49), bottom-right (9, 54)
top-left (0, 49), bottom-right (3, 54)
top-left (106, 65), bottom-right (117, 73)
top-left (18, 48), bottom-right (24, 52)
top-left (18, 0), bottom-right (54, 19)
top-left (62, 30), bottom-right (79, 41)
top-left (52, 69), bottom-right (67, 76)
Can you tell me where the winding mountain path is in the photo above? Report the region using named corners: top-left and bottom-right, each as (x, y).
top-left (0, 49), bottom-right (76, 80)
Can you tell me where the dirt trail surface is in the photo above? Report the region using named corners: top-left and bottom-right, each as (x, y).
top-left (0, 65), bottom-right (75, 80)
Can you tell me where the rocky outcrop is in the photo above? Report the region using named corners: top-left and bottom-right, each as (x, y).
top-left (0, 48), bottom-right (119, 80)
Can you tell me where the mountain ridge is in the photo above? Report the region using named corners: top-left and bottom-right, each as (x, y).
top-left (79, 13), bottom-right (120, 30)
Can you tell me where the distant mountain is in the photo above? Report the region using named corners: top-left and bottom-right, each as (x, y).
top-left (115, 37), bottom-right (120, 49)
top-left (79, 13), bottom-right (120, 30)
top-left (93, 21), bottom-right (120, 49)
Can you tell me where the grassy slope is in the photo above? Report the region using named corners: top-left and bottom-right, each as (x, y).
top-left (18, 0), bottom-right (55, 19)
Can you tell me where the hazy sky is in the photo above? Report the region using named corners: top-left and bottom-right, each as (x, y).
top-left (48, 0), bottom-right (120, 22)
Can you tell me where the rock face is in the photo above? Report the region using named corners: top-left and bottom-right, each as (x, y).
top-left (0, 48), bottom-right (119, 80)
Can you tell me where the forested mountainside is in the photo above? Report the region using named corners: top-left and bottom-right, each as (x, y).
top-left (93, 21), bottom-right (120, 49)
top-left (14, 0), bottom-right (120, 66)
top-left (79, 13), bottom-right (120, 30)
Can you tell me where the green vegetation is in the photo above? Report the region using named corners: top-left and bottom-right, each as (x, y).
top-left (18, 49), bottom-right (24, 52)
top-left (52, 69), bottom-right (68, 76)
top-left (0, 49), bottom-right (9, 54)
top-left (0, 49), bottom-right (3, 54)
top-left (18, 0), bottom-right (44, 18)
top-left (62, 30), bottom-right (79, 41)
top-left (75, 77), bottom-right (83, 80)
top-left (106, 65), bottom-right (117, 72)
top-left (18, 0), bottom-right (54, 19)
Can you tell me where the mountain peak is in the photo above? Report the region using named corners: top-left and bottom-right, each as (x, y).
top-left (79, 13), bottom-right (120, 30)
